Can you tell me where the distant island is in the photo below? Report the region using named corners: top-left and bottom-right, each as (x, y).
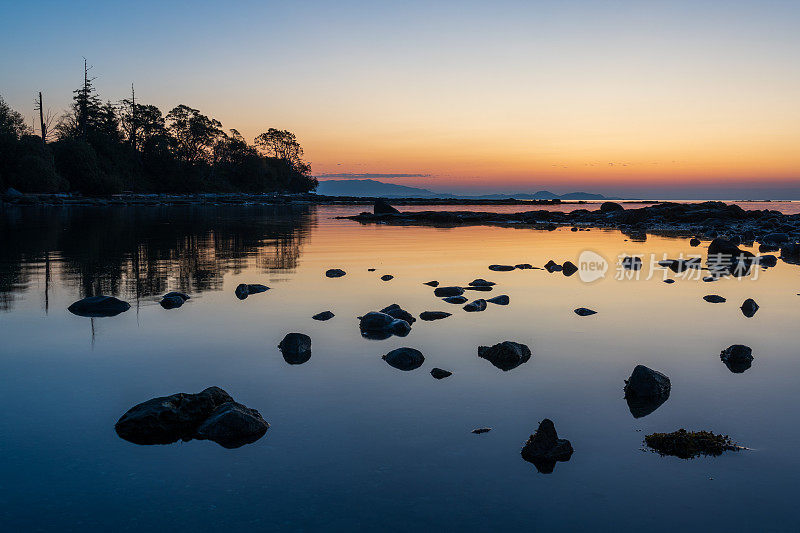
top-left (316, 178), bottom-right (621, 200)
top-left (0, 63), bottom-right (317, 196)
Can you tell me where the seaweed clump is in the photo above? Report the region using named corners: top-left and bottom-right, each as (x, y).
top-left (644, 429), bottom-right (739, 459)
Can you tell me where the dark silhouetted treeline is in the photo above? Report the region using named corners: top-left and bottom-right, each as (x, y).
top-left (0, 65), bottom-right (317, 195)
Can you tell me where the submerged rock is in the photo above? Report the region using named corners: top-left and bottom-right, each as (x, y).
top-left (463, 299), bottom-right (487, 312)
top-left (235, 283), bottom-right (269, 300)
top-left (115, 386), bottom-right (267, 448)
top-left (515, 263), bottom-right (534, 269)
top-left (487, 294), bottom-right (510, 305)
top-left (380, 274), bottom-right (394, 281)
top-left (644, 429), bottom-right (739, 459)
top-left (720, 344), bottom-right (753, 373)
top-left (472, 427), bottom-right (491, 434)
top-left (663, 279), bottom-right (676, 284)
top-left (488, 264), bottom-right (515, 271)
top-left (359, 311), bottom-right (411, 339)
top-left (380, 304), bottom-right (416, 324)
top-left (690, 237), bottom-right (701, 247)
top-left (757, 254), bottom-right (777, 268)
top-left (574, 307), bottom-right (597, 316)
top-left (278, 333), bottom-right (312, 365)
top-left (68, 295), bottom-right (131, 317)
top-left (561, 261), bottom-right (578, 276)
top-left (325, 268), bottom-right (346, 278)
top-left (194, 401), bottom-right (270, 449)
top-left (312, 311), bottom-right (335, 321)
top-left (478, 341), bottom-right (531, 371)
top-left (382, 347), bottom-right (425, 371)
top-left (423, 280), bottom-right (439, 287)
top-left (434, 286), bottom-right (465, 297)
top-left (703, 295), bottom-right (726, 303)
top-left (160, 292), bottom-right (189, 309)
top-left (431, 368), bottom-right (453, 379)
top-left (544, 260), bottom-right (562, 273)
top-left (624, 365), bottom-right (671, 418)
top-left (740, 298), bottom-right (759, 318)
top-left (374, 198), bottom-right (401, 215)
top-left (469, 278), bottom-right (496, 287)
top-left (442, 295), bottom-right (468, 304)
top-left (419, 311), bottom-right (452, 321)
top-left (621, 256), bottom-right (643, 270)
top-left (521, 419), bottom-right (574, 474)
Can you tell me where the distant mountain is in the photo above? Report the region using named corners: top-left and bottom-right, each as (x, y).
top-left (315, 179), bottom-right (616, 200)
top-left (316, 179), bottom-right (452, 198)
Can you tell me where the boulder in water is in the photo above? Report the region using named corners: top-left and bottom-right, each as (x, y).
top-left (325, 268), bottom-right (346, 278)
top-left (382, 347), bottom-right (425, 371)
top-left (312, 311), bottom-right (335, 321)
top-left (478, 341), bottom-right (531, 371)
top-left (442, 295), bottom-right (468, 304)
top-left (68, 295), bottom-right (131, 317)
top-left (423, 280), bottom-right (439, 287)
top-left (194, 401), bottom-right (270, 449)
top-left (703, 295), bottom-right (726, 303)
top-left (434, 286), bottom-right (464, 297)
top-left (487, 294), bottom-right (509, 305)
top-left (740, 298), bottom-right (758, 318)
top-left (521, 419), bottom-right (574, 473)
top-left (430, 368), bottom-right (453, 379)
top-left (463, 299), bottom-right (487, 312)
top-left (469, 278), bottom-right (496, 287)
top-left (561, 261), bottom-right (578, 276)
top-left (720, 344), bottom-right (753, 373)
top-left (419, 311), bottom-right (451, 321)
top-left (374, 198), bottom-right (400, 215)
top-left (380, 274), bottom-right (394, 281)
top-left (600, 201), bottom-right (623, 212)
top-left (359, 311), bottom-right (411, 339)
top-left (278, 333), bottom-right (312, 365)
top-left (574, 307), bottom-right (597, 316)
top-left (380, 304), bottom-right (416, 324)
top-left (624, 365), bottom-right (671, 418)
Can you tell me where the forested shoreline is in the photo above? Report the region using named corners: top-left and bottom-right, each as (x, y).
top-left (0, 63), bottom-right (317, 196)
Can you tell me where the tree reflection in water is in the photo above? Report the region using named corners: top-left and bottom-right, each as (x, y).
top-left (0, 204), bottom-right (313, 312)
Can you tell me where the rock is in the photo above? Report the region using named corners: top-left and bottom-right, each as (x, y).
top-left (544, 260), bottom-right (562, 273)
top-left (430, 368), bottom-right (452, 379)
top-left (760, 243), bottom-right (781, 253)
top-left (645, 429), bottom-right (739, 459)
top-left (487, 294), bottom-right (510, 305)
top-left (359, 311), bottom-right (411, 339)
top-left (434, 286), bottom-right (464, 297)
top-left (488, 264), bottom-right (515, 271)
top-left (382, 347), bottom-right (425, 371)
top-left (325, 268), bottom-right (346, 278)
top-left (703, 295), bottom-right (726, 303)
top-left (463, 299), bottom-right (487, 312)
top-left (702, 276), bottom-right (717, 282)
top-left (624, 365), bottom-right (671, 418)
top-left (4, 187), bottom-right (23, 198)
top-left (600, 201), bottom-right (623, 212)
top-left (367, 268), bottom-right (376, 271)
top-left (521, 419), bottom-right (574, 474)
top-left (561, 261), bottom-right (578, 276)
top-left (757, 254), bottom-right (777, 267)
top-left (515, 263), bottom-right (534, 269)
top-left (761, 232), bottom-right (790, 244)
top-left (707, 237), bottom-right (746, 258)
top-left (380, 274), bottom-right (394, 281)
top-left (478, 340), bottom-right (531, 371)
top-left (463, 285), bottom-right (493, 292)
top-left (469, 278), bottom-right (496, 287)
top-left (194, 401), bottom-right (270, 449)
top-left (164, 291), bottom-right (190, 301)
top-left (419, 311), bottom-right (451, 321)
top-left (621, 256), bottom-right (642, 270)
top-left (472, 427), bottom-right (491, 434)
top-left (312, 311), bottom-right (335, 321)
top-left (68, 295), bottom-right (131, 317)
top-left (235, 283), bottom-right (269, 300)
top-left (720, 344), bottom-right (753, 373)
top-left (278, 333), bottom-right (312, 365)
top-left (423, 280), bottom-right (439, 287)
top-left (740, 298), bottom-right (759, 318)
top-left (115, 387), bottom-right (267, 448)
top-left (574, 307), bottom-right (596, 316)
top-left (663, 279), bottom-right (675, 284)
top-left (380, 304), bottom-right (416, 324)
top-left (442, 296), bottom-right (468, 304)
top-left (160, 293), bottom-right (186, 309)
top-left (690, 237), bottom-right (701, 247)
top-left (374, 198), bottom-right (400, 215)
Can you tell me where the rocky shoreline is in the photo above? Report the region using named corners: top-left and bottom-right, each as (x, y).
top-left (0, 188), bottom-right (569, 208)
top-left (345, 200), bottom-right (800, 244)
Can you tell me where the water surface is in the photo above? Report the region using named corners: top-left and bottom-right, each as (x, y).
top-left (1, 204), bottom-right (797, 531)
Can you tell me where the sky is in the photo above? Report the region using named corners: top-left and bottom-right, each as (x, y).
top-left (1, 0), bottom-right (799, 198)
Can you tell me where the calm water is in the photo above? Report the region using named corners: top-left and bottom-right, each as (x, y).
top-left (1, 204), bottom-right (798, 532)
